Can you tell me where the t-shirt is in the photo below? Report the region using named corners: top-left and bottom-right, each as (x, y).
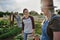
top-left (47, 15), bottom-right (60, 40)
top-left (23, 17), bottom-right (33, 33)
top-left (22, 16), bottom-right (35, 33)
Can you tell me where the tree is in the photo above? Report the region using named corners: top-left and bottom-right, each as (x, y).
top-left (0, 11), bottom-right (4, 17)
top-left (0, 11), bottom-right (11, 17)
top-left (5, 11), bottom-right (10, 15)
top-left (19, 13), bottom-right (23, 16)
top-left (56, 9), bottom-right (60, 15)
top-left (29, 11), bottom-right (39, 16)
top-left (58, 11), bottom-right (60, 15)
top-left (40, 13), bottom-right (43, 15)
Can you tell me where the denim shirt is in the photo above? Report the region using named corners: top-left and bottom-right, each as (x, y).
top-left (41, 14), bottom-right (58, 40)
top-left (41, 20), bottom-right (49, 40)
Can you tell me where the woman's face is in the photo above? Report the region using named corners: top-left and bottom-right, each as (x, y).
top-left (23, 10), bottom-right (29, 16)
top-left (42, 8), bottom-right (51, 18)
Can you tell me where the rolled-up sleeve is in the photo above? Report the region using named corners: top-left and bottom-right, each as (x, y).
top-left (49, 18), bottom-right (60, 32)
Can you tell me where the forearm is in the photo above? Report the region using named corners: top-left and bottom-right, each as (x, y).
top-left (53, 32), bottom-right (60, 40)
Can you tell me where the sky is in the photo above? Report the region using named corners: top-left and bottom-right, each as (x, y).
top-left (0, 0), bottom-right (60, 14)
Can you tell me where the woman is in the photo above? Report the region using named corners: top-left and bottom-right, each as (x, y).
top-left (41, 6), bottom-right (60, 40)
top-left (41, 8), bottom-right (51, 40)
top-left (22, 8), bottom-right (35, 40)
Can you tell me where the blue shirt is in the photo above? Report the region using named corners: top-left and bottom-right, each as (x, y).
top-left (41, 20), bottom-right (49, 40)
top-left (15, 15), bottom-right (21, 21)
top-left (41, 14), bottom-right (58, 40)
top-left (15, 15), bottom-right (22, 27)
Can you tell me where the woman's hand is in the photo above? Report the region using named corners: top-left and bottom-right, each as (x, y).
top-left (32, 29), bottom-right (35, 36)
top-left (22, 15), bottom-right (25, 18)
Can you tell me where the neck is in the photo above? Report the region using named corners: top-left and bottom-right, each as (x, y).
top-left (46, 15), bottom-right (51, 21)
top-left (25, 15), bottom-right (29, 18)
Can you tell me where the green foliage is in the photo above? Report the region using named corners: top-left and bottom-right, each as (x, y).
top-left (0, 20), bottom-right (22, 39)
top-left (0, 19), bottom-right (42, 39)
top-left (0, 28), bottom-right (10, 35)
top-left (14, 34), bottom-right (23, 40)
top-left (56, 9), bottom-right (60, 15)
top-left (29, 11), bottom-right (39, 16)
top-left (5, 11), bottom-right (10, 15)
top-left (0, 11), bottom-right (4, 17)
top-left (35, 21), bottom-right (42, 35)
top-left (19, 13), bottom-right (23, 16)
top-left (0, 20), bottom-right (9, 28)
top-left (0, 27), bottom-right (22, 39)
top-left (58, 11), bottom-right (60, 15)
top-left (0, 11), bottom-right (10, 17)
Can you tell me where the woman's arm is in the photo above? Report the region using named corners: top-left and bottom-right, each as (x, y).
top-left (53, 32), bottom-right (60, 40)
top-left (30, 16), bottom-right (35, 29)
top-left (49, 17), bottom-right (60, 40)
top-left (30, 16), bottom-right (35, 36)
top-left (22, 18), bottom-right (24, 33)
